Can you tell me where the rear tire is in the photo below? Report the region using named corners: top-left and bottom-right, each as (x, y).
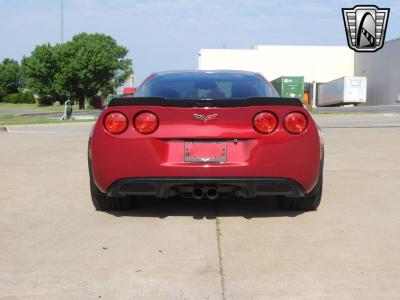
top-left (89, 159), bottom-right (136, 211)
top-left (277, 156), bottom-right (324, 211)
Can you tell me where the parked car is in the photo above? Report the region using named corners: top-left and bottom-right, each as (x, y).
top-left (88, 70), bottom-right (324, 211)
top-left (122, 87), bottom-right (136, 96)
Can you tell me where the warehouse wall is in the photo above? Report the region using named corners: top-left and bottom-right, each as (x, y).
top-left (355, 38), bottom-right (400, 106)
top-left (198, 45), bottom-right (354, 83)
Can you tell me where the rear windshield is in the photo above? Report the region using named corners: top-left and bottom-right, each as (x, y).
top-left (135, 72), bottom-right (278, 99)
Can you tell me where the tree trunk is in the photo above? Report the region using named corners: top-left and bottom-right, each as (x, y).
top-left (79, 95), bottom-right (85, 110)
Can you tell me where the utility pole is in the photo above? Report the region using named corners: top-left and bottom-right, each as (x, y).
top-left (60, 0), bottom-right (64, 43)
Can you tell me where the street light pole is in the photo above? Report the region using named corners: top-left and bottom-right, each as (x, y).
top-left (60, 0), bottom-right (64, 43)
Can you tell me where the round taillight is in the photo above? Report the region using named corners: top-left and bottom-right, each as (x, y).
top-left (253, 111), bottom-right (278, 134)
top-left (134, 111), bottom-right (158, 134)
top-left (104, 112), bottom-right (128, 134)
top-left (284, 112), bottom-right (308, 134)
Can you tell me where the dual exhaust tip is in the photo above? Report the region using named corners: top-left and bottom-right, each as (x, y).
top-left (192, 186), bottom-right (219, 200)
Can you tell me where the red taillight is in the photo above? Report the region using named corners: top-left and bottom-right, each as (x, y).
top-left (253, 111), bottom-right (278, 134)
top-left (284, 112), bottom-right (308, 134)
top-left (104, 112), bottom-right (128, 134)
top-left (134, 111), bottom-right (158, 134)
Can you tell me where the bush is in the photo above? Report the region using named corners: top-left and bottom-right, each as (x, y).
top-left (3, 93), bottom-right (18, 103)
top-left (38, 95), bottom-right (53, 106)
top-left (4, 92), bottom-right (36, 104)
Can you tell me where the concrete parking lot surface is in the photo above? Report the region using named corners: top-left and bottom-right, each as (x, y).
top-left (1, 114), bottom-right (399, 299)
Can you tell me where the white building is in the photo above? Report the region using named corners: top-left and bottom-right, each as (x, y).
top-left (199, 45), bottom-right (354, 105)
top-left (199, 42), bottom-right (400, 106)
top-left (199, 45), bottom-right (354, 83)
top-left (355, 38), bottom-right (400, 106)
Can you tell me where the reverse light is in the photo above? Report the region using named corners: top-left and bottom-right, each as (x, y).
top-left (134, 111), bottom-right (159, 134)
top-left (284, 112), bottom-right (308, 134)
top-left (104, 112), bottom-right (128, 134)
top-left (253, 111), bottom-right (278, 134)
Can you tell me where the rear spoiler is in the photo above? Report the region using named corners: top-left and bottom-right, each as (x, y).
top-left (108, 97), bottom-right (303, 108)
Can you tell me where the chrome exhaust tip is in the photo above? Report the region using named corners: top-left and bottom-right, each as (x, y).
top-left (205, 187), bottom-right (218, 200)
top-left (192, 187), bottom-right (205, 199)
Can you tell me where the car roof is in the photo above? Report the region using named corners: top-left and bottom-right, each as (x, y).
top-left (150, 70), bottom-right (260, 76)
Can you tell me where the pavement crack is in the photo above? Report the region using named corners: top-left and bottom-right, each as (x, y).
top-left (215, 216), bottom-right (226, 300)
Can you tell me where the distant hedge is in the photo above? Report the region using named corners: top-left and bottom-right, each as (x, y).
top-left (4, 92), bottom-right (36, 104)
top-left (37, 95), bottom-right (53, 106)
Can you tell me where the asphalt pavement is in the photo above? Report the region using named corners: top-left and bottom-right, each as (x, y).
top-left (1, 113), bottom-right (399, 299)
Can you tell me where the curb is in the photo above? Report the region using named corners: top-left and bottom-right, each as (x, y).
top-left (18, 110), bottom-right (101, 117)
top-left (7, 121), bottom-right (94, 128)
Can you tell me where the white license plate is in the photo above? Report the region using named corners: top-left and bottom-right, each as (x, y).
top-left (184, 141), bottom-right (227, 162)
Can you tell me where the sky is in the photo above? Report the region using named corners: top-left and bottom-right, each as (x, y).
top-left (0, 0), bottom-right (399, 84)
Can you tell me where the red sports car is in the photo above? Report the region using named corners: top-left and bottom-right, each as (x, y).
top-left (88, 71), bottom-right (324, 211)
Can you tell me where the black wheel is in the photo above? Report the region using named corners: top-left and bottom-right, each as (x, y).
top-left (88, 159), bottom-right (136, 211)
top-left (277, 156), bottom-right (324, 211)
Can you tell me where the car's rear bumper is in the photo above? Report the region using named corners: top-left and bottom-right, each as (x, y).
top-left (106, 177), bottom-right (305, 198)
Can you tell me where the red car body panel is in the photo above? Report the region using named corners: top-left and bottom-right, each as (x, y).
top-left (90, 104), bottom-right (322, 194)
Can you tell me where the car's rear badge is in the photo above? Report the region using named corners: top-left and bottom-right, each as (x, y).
top-left (193, 113), bottom-right (218, 122)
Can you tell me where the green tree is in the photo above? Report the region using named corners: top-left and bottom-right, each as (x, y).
top-left (0, 58), bottom-right (21, 101)
top-left (21, 44), bottom-right (65, 104)
top-left (56, 33), bottom-right (132, 109)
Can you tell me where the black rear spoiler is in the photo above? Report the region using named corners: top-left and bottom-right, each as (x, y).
top-left (108, 97), bottom-right (303, 108)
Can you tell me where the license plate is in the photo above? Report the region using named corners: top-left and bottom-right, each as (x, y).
top-left (184, 141), bottom-right (226, 162)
